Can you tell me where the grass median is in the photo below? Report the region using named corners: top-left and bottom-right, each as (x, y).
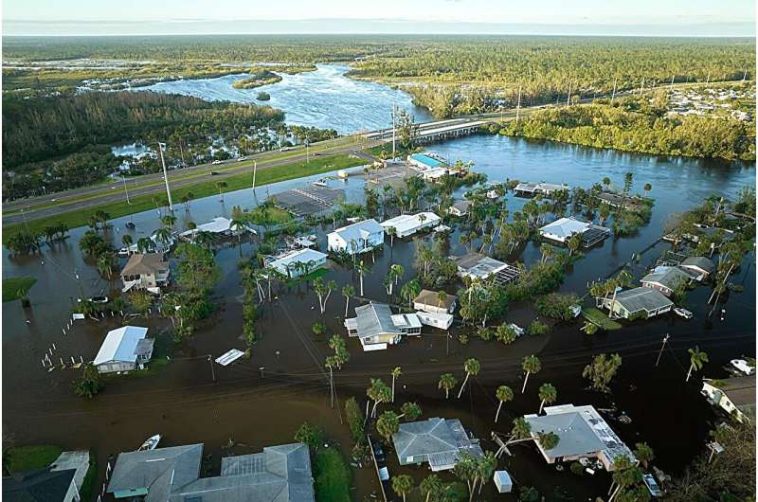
top-left (3, 154), bottom-right (365, 240)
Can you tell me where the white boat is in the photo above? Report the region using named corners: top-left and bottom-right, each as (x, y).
top-left (313, 179), bottom-right (328, 187)
top-left (729, 358), bottom-right (756, 376)
top-left (137, 434), bottom-right (161, 451)
top-left (673, 307), bottom-right (693, 319)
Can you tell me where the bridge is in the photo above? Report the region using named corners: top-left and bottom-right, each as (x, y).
top-left (366, 117), bottom-right (493, 144)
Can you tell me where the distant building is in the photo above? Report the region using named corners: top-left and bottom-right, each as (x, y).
top-left (514, 182), bottom-right (568, 198)
top-left (266, 248), bottom-right (328, 278)
top-left (702, 376), bottom-right (756, 423)
top-left (392, 417), bottom-right (483, 471)
top-left (539, 217), bottom-right (611, 247)
top-left (678, 256), bottom-right (716, 281)
top-left (524, 404), bottom-right (636, 471)
top-left (597, 287), bottom-right (673, 319)
top-left (344, 303), bottom-right (421, 351)
top-left (3, 467), bottom-right (79, 502)
top-left (107, 442), bottom-right (314, 501)
top-left (640, 266), bottom-right (692, 297)
top-left (596, 191), bottom-right (646, 210)
top-left (93, 326), bottom-right (154, 374)
top-left (452, 253), bottom-right (522, 285)
top-left (447, 200), bottom-right (472, 217)
top-left (327, 219), bottom-right (384, 255)
top-left (179, 216), bottom-right (253, 240)
top-left (381, 212), bottom-right (441, 238)
top-left (120, 253), bottom-right (170, 294)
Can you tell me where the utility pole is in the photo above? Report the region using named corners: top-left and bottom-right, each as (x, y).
top-left (178, 141), bottom-right (186, 168)
top-left (743, 69), bottom-right (747, 82)
top-left (252, 161), bottom-right (257, 192)
top-left (208, 355), bottom-right (216, 383)
top-left (157, 142), bottom-right (173, 211)
top-left (305, 136), bottom-right (310, 164)
top-left (391, 104), bottom-right (397, 159)
top-left (670, 75), bottom-right (675, 89)
top-left (516, 86), bottom-right (522, 120)
top-left (329, 365), bottom-right (335, 409)
top-left (611, 78), bottom-right (617, 103)
top-left (122, 176), bottom-right (131, 205)
top-left (566, 82), bottom-right (572, 106)
top-left (655, 333), bottom-right (670, 367)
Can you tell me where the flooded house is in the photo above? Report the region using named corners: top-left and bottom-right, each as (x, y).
top-left (344, 303), bottom-right (421, 351)
top-left (678, 256), bottom-right (716, 281)
top-left (597, 287), bottom-right (674, 319)
top-left (327, 219), bottom-right (384, 255)
top-left (3, 467), bottom-right (80, 502)
top-left (392, 417), bottom-right (483, 472)
top-left (447, 199), bottom-right (472, 217)
top-left (93, 326), bottom-right (154, 374)
top-left (640, 266), bottom-right (692, 297)
top-left (701, 375), bottom-right (756, 423)
top-left (523, 404), bottom-right (636, 471)
top-left (179, 216), bottom-right (253, 241)
top-left (413, 289), bottom-right (457, 330)
top-left (120, 253), bottom-right (170, 294)
top-left (539, 217), bottom-right (611, 247)
top-left (265, 248), bottom-right (328, 278)
top-left (514, 182), bottom-right (568, 198)
top-left (107, 442), bottom-right (314, 501)
top-left (380, 211), bottom-right (441, 238)
top-left (452, 253), bottom-right (522, 285)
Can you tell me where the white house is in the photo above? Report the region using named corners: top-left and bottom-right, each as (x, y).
top-left (344, 303), bottom-right (421, 351)
top-left (702, 376), bottom-right (755, 423)
top-left (327, 219), bottom-right (384, 255)
top-left (678, 256), bottom-right (716, 281)
top-left (447, 200), bottom-right (472, 217)
top-left (93, 326), bottom-right (154, 374)
top-left (266, 248), bottom-right (328, 278)
top-left (392, 418), bottom-right (483, 471)
top-left (179, 217), bottom-right (254, 240)
top-left (640, 266), bottom-right (692, 297)
top-left (413, 289), bottom-right (457, 314)
top-left (381, 212), bottom-right (441, 238)
top-left (120, 253), bottom-right (170, 294)
top-left (539, 217), bottom-right (610, 247)
top-left (597, 287), bottom-right (673, 319)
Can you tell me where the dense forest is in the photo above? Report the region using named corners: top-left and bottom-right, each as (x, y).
top-left (2, 92), bottom-right (285, 199)
top-left (491, 95), bottom-right (756, 161)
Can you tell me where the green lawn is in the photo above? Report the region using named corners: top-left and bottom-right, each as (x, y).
top-left (3, 153), bottom-right (364, 240)
top-left (2, 276), bottom-right (37, 302)
top-left (313, 447), bottom-right (351, 502)
top-left (4, 445), bottom-right (63, 473)
top-left (582, 307), bottom-right (623, 331)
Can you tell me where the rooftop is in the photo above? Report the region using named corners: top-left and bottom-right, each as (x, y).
top-left (268, 248), bottom-right (327, 270)
top-left (4, 468), bottom-right (77, 502)
top-left (539, 217), bottom-right (591, 240)
top-left (353, 303), bottom-right (403, 340)
top-left (93, 326), bottom-right (150, 366)
top-left (330, 219), bottom-right (383, 242)
top-left (414, 289), bottom-right (457, 309)
top-left (381, 212), bottom-right (440, 234)
top-left (614, 287), bottom-right (673, 313)
top-left (680, 256), bottom-right (716, 273)
top-left (452, 253), bottom-right (508, 277)
top-left (393, 418), bottom-right (483, 469)
top-left (121, 253), bottom-right (168, 277)
top-left (717, 375), bottom-right (756, 408)
top-left (641, 266), bottom-right (692, 290)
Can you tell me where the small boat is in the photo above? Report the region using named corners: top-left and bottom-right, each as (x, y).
top-left (643, 473), bottom-right (664, 497)
top-left (125, 222), bottom-right (136, 230)
top-left (728, 358), bottom-right (756, 376)
top-left (313, 179), bottom-right (328, 187)
top-left (673, 307), bottom-right (693, 319)
top-left (137, 434), bottom-right (161, 451)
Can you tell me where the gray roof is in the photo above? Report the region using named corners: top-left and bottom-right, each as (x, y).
top-left (109, 443), bottom-right (314, 502)
top-left (4, 468), bottom-right (76, 502)
top-left (393, 418), bottom-right (482, 467)
top-left (353, 303), bottom-right (402, 340)
top-left (108, 444), bottom-right (203, 502)
top-left (452, 253), bottom-right (507, 276)
top-left (451, 200), bottom-right (472, 211)
top-left (414, 289), bottom-right (457, 309)
top-left (330, 219), bottom-right (383, 243)
top-left (615, 287), bottom-right (673, 314)
top-left (641, 266), bottom-right (691, 290)
top-left (718, 376), bottom-right (756, 408)
top-left (121, 253), bottom-right (168, 276)
top-left (680, 256), bottom-right (716, 273)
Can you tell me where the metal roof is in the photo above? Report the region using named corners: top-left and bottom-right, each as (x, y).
top-left (4, 467), bottom-right (77, 502)
top-left (641, 266), bottom-right (691, 290)
top-left (680, 256), bottom-right (716, 273)
top-left (539, 217), bottom-right (590, 240)
top-left (414, 289), bottom-right (457, 310)
top-left (452, 253), bottom-right (508, 278)
top-left (329, 219), bottom-right (383, 243)
top-left (352, 303), bottom-right (403, 340)
top-left (93, 326), bottom-right (149, 365)
top-left (392, 418), bottom-right (482, 467)
top-left (614, 287), bottom-right (673, 314)
top-left (121, 253), bottom-right (168, 277)
top-left (268, 248), bottom-right (327, 271)
top-left (718, 376), bottom-right (756, 407)
top-left (380, 212), bottom-right (440, 235)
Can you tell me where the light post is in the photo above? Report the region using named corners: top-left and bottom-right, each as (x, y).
top-left (157, 142), bottom-right (173, 211)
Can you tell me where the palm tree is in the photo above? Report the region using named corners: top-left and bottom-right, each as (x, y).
top-left (216, 181), bottom-right (228, 201)
top-left (494, 385), bottom-right (514, 423)
top-left (367, 378), bottom-right (391, 418)
top-left (567, 233), bottom-right (582, 256)
top-left (398, 401), bottom-right (422, 421)
top-left (521, 355), bottom-right (542, 394)
top-left (161, 214), bottom-right (177, 228)
top-left (538, 383), bottom-right (557, 414)
top-left (137, 237), bottom-right (152, 254)
top-left (634, 442), bottom-right (655, 469)
top-left (342, 284), bottom-right (355, 317)
top-left (376, 410), bottom-right (400, 442)
top-left (96, 252), bottom-right (114, 279)
top-left (686, 346), bottom-right (709, 382)
top-left (643, 183), bottom-right (652, 197)
top-left (457, 358), bottom-right (480, 399)
top-left (505, 417), bottom-right (533, 448)
top-left (121, 234), bottom-right (133, 251)
top-left (355, 260), bottom-right (368, 296)
top-left (386, 226), bottom-right (397, 247)
top-left (391, 474), bottom-right (414, 502)
top-left (391, 366), bottom-right (402, 402)
top-left (154, 227), bottom-right (172, 250)
top-left (420, 474), bottom-right (443, 502)
top-left (438, 373), bottom-right (458, 399)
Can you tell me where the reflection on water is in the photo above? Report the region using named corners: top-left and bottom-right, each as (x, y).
top-left (139, 64), bottom-right (432, 134)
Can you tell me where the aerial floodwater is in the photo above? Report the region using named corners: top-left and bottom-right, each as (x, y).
top-left (3, 133), bottom-right (755, 499)
top-left (140, 64), bottom-right (432, 134)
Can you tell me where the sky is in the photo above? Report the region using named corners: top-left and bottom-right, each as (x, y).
top-left (2, 0), bottom-right (755, 36)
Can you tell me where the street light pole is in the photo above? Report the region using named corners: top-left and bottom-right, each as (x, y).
top-left (157, 142), bottom-right (173, 211)
top-left (655, 333), bottom-right (670, 367)
top-left (122, 176), bottom-right (131, 205)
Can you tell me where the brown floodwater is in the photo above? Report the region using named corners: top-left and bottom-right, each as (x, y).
top-left (3, 134), bottom-right (755, 500)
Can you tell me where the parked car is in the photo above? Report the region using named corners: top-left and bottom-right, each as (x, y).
top-left (237, 156), bottom-right (247, 162)
top-left (729, 359), bottom-right (755, 375)
top-left (78, 296), bottom-right (109, 304)
top-left (212, 160), bottom-right (222, 165)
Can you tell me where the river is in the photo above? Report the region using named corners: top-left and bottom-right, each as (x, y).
top-left (139, 64), bottom-right (432, 135)
top-left (3, 132), bottom-right (755, 500)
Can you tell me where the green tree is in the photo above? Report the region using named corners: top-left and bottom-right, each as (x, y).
top-left (73, 363), bottom-right (103, 399)
top-left (582, 353), bottom-right (622, 392)
top-left (391, 366), bottom-right (402, 402)
top-left (342, 284), bottom-right (355, 317)
top-left (294, 421), bottom-right (324, 450)
top-left (438, 373), bottom-right (458, 399)
top-left (367, 378), bottom-right (392, 418)
top-left (392, 474), bottom-right (414, 502)
top-left (634, 442), bottom-right (655, 469)
top-left (457, 358), bottom-right (481, 398)
top-left (537, 383), bottom-right (557, 414)
top-left (398, 401), bottom-right (422, 421)
top-left (521, 355), bottom-right (542, 394)
top-left (420, 474), bottom-right (443, 502)
top-left (494, 385), bottom-right (514, 423)
top-left (376, 410), bottom-right (400, 443)
top-left (344, 397), bottom-right (365, 445)
top-left (686, 346), bottom-right (709, 382)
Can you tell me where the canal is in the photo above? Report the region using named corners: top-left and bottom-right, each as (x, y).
top-left (3, 133), bottom-right (755, 500)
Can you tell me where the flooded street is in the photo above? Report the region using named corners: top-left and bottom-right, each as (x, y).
top-left (139, 64), bottom-right (432, 134)
top-left (3, 133), bottom-right (755, 500)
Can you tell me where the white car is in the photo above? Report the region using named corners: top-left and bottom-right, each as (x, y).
top-left (237, 156), bottom-right (247, 162)
top-left (729, 359), bottom-right (755, 376)
top-left (212, 160), bottom-right (222, 165)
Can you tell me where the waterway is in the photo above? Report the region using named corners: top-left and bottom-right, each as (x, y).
top-left (139, 64), bottom-right (432, 135)
top-left (3, 134), bottom-right (755, 500)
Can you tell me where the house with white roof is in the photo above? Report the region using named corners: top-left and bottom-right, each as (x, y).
top-left (702, 376), bottom-right (756, 423)
top-left (179, 217), bottom-right (254, 240)
top-left (266, 248), bottom-right (328, 278)
top-left (93, 326), bottom-right (153, 374)
top-left (392, 417), bottom-right (483, 472)
top-left (413, 289), bottom-right (457, 329)
top-left (539, 217), bottom-right (611, 247)
top-left (344, 303), bottom-right (421, 351)
top-left (523, 404), bottom-right (636, 471)
top-left (381, 212), bottom-right (441, 238)
top-left (452, 253), bottom-right (522, 286)
top-left (327, 219), bottom-right (384, 255)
